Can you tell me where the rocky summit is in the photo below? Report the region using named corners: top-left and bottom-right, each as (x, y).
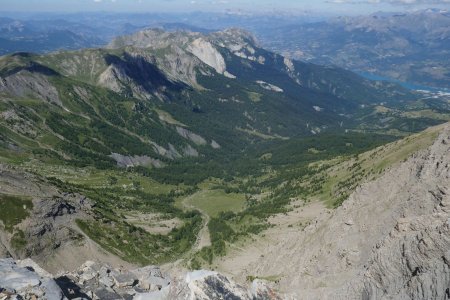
top-left (0, 259), bottom-right (278, 300)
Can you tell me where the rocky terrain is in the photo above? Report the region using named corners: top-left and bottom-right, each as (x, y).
top-left (0, 258), bottom-right (278, 300)
top-left (0, 164), bottom-right (133, 273)
top-left (1, 123), bottom-right (449, 299)
top-left (219, 124), bottom-right (450, 299)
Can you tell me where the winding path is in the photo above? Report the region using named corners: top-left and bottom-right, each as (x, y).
top-left (181, 192), bottom-right (211, 251)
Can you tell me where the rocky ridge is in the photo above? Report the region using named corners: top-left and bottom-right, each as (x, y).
top-left (241, 124), bottom-right (450, 299)
top-left (104, 28), bottom-right (260, 90)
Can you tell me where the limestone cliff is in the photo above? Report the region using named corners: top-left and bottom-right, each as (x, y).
top-left (246, 125), bottom-right (450, 299)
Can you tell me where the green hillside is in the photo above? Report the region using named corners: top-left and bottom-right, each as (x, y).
top-left (1, 28), bottom-right (449, 267)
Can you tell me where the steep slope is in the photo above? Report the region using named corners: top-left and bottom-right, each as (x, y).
top-left (231, 123), bottom-right (450, 299)
top-left (2, 124), bottom-right (449, 300)
top-left (33, 29), bottom-right (450, 134)
top-left (2, 28), bottom-right (443, 175)
top-left (1, 27), bottom-right (449, 282)
top-left (103, 27), bottom-right (415, 107)
top-left (0, 164), bottom-right (134, 273)
top-left (0, 52), bottom-right (216, 168)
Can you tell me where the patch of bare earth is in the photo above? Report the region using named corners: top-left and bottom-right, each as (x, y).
top-left (216, 200), bottom-right (329, 283)
top-left (124, 212), bottom-right (182, 235)
top-left (42, 228), bottom-right (136, 274)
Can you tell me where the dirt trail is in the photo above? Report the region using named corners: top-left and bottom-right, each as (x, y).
top-left (181, 192), bottom-right (212, 251)
top-left (195, 213), bottom-right (211, 250)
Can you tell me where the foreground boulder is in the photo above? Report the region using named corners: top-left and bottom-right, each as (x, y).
top-left (0, 258), bottom-right (65, 300)
top-left (0, 259), bottom-right (278, 299)
top-left (165, 270), bottom-right (280, 300)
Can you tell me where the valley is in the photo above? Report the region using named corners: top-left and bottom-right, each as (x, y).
top-left (0, 19), bottom-right (450, 300)
top-left (256, 9), bottom-right (450, 89)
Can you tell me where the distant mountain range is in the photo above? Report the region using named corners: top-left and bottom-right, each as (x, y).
top-left (0, 11), bottom-right (327, 55)
top-left (0, 17), bottom-right (105, 54)
top-left (256, 9), bottom-right (450, 89)
top-left (1, 9), bottom-right (448, 89)
top-left (2, 27), bottom-right (444, 171)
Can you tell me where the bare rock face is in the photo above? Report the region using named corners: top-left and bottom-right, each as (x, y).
top-left (19, 194), bottom-right (92, 258)
top-left (187, 38), bottom-right (227, 75)
top-left (356, 211), bottom-right (450, 300)
top-left (109, 153), bottom-right (164, 168)
top-left (176, 126), bottom-right (207, 146)
top-left (1, 109), bottom-right (38, 138)
top-left (245, 125), bottom-right (450, 299)
top-left (211, 28), bottom-right (265, 66)
top-left (182, 145), bottom-right (199, 158)
top-left (106, 30), bottom-right (207, 89)
top-left (171, 270), bottom-right (249, 299)
top-left (107, 28), bottom-right (260, 88)
top-left (98, 53), bottom-right (178, 101)
top-left (0, 242), bottom-right (10, 258)
top-left (165, 270), bottom-right (279, 300)
top-left (0, 70), bottom-right (61, 105)
top-left (349, 129), bottom-right (450, 300)
top-left (0, 164), bottom-right (94, 269)
top-left (212, 28), bottom-right (257, 54)
top-left (0, 55), bottom-right (61, 105)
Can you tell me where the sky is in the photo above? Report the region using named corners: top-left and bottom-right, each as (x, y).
top-left (1, 0), bottom-right (450, 14)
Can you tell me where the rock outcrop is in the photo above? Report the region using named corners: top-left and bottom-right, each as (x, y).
top-left (0, 60), bottom-right (61, 106)
top-left (166, 270), bottom-right (280, 300)
top-left (105, 28), bottom-right (269, 88)
top-left (349, 128), bottom-right (450, 300)
top-left (187, 38), bottom-right (227, 75)
top-left (109, 153), bottom-right (165, 168)
top-left (0, 164), bottom-right (103, 272)
top-left (0, 259), bottom-right (279, 300)
top-left (0, 258), bottom-right (65, 300)
top-left (175, 126), bottom-right (207, 146)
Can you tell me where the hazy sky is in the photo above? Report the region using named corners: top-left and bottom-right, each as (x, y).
top-left (1, 0), bottom-right (450, 13)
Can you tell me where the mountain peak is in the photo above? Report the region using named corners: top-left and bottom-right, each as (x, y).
top-left (105, 27), bottom-right (262, 83)
top-left (108, 27), bottom-right (258, 53)
top-left (212, 27), bottom-right (258, 46)
top-left (107, 28), bottom-right (200, 50)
